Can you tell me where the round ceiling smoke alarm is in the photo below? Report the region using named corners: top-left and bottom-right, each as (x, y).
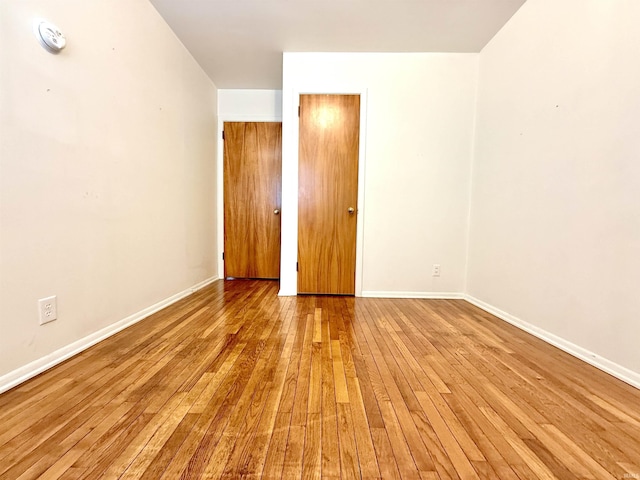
top-left (34, 20), bottom-right (66, 53)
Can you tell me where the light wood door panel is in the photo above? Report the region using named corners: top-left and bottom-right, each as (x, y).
top-left (298, 94), bottom-right (360, 294)
top-left (224, 122), bottom-right (282, 279)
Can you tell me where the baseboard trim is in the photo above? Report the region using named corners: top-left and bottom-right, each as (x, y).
top-left (361, 291), bottom-right (464, 299)
top-left (277, 288), bottom-right (297, 297)
top-left (0, 276), bottom-right (219, 394)
top-left (464, 295), bottom-right (640, 390)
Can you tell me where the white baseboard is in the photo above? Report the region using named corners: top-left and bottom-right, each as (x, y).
top-left (277, 288), bottom-right (297, 297)
top-left (464, 295), bottom-right (640, 390)
top-left (0, 276), bottom-right (218, 394)
top-left (361, 291), bottom-right (464, 299)
top-left (278, 290), bottom-right (465, 299)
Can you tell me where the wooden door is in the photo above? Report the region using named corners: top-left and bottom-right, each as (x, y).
top-left (224, 122), bottom-right (282, 279)
top-left (298, 95), bottom-right (360, 294)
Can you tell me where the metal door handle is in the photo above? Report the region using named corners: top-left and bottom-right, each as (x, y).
top-left (348, 207), bottom-right (355, 214)
top-left (274, 209), bottom-right (280, 215)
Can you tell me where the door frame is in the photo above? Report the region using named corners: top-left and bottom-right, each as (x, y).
top-left (217, 115), bottom-right (282, 280)
top-left (278, 88), bottom-right (368, 296)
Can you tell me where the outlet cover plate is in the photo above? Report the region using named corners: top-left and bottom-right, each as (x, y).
top-left (39, 296), bottom-right (57, 325)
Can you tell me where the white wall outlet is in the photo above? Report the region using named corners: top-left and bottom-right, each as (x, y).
top-left (38, 296), bottom-right (57, 325)
top-left (432, 264), bottom-right (441, 277)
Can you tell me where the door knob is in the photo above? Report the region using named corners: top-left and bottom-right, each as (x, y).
top-left (274, 209), bottom-right (280, 215)
top-left (347, 207), bottom-right (355, 214)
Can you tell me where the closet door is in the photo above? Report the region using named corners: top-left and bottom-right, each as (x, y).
top-left (298, 95), bottom-right (360, 294)
top-left (224, 122), bottom-right (282, 279)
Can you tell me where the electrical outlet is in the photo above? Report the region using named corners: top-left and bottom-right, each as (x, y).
top-left (432, 264), bottom-right (441, 277)
top-left (38, 296), bottom-right (57, 325)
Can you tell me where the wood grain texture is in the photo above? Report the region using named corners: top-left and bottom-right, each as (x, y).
top-left (298, 94), bottom-right (360, 295)
top-left (1, 280), bottom-right (639, 479)
top-left (224, 122), bottom-right (282, 279)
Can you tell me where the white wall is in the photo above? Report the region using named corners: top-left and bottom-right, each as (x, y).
top-left (216, 89), bottom-right (282, 278)
top-left (468, 0), bottom-right (640, 381)
top-left (218, 89), bottom-right (282, 119)
top-left (281, 53), bottom-right (478, 297)
top-left (0, 0), bottom-right (218, 388)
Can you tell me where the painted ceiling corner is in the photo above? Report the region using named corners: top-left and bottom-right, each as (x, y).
top-left (149, 0), bottom-right (527, 89)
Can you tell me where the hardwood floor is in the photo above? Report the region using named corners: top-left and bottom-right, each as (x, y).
top-left (1, 280), bottom-right (639, 479)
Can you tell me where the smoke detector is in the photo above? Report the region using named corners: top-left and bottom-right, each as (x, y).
top-left (34, 19), bottom-right (66, 53)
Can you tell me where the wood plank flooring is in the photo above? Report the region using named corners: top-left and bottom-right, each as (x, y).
top-left (1, 280), bottom-right (639, 479)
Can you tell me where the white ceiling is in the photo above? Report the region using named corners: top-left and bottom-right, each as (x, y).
top-left (149, 0), bottom-right (526, 89)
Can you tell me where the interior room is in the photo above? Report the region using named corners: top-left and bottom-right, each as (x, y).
top-left (1, 0), bottom-right (639, 478)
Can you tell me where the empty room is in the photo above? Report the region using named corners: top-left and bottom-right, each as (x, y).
top-left (1, 0), bottom-right (639, 479)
